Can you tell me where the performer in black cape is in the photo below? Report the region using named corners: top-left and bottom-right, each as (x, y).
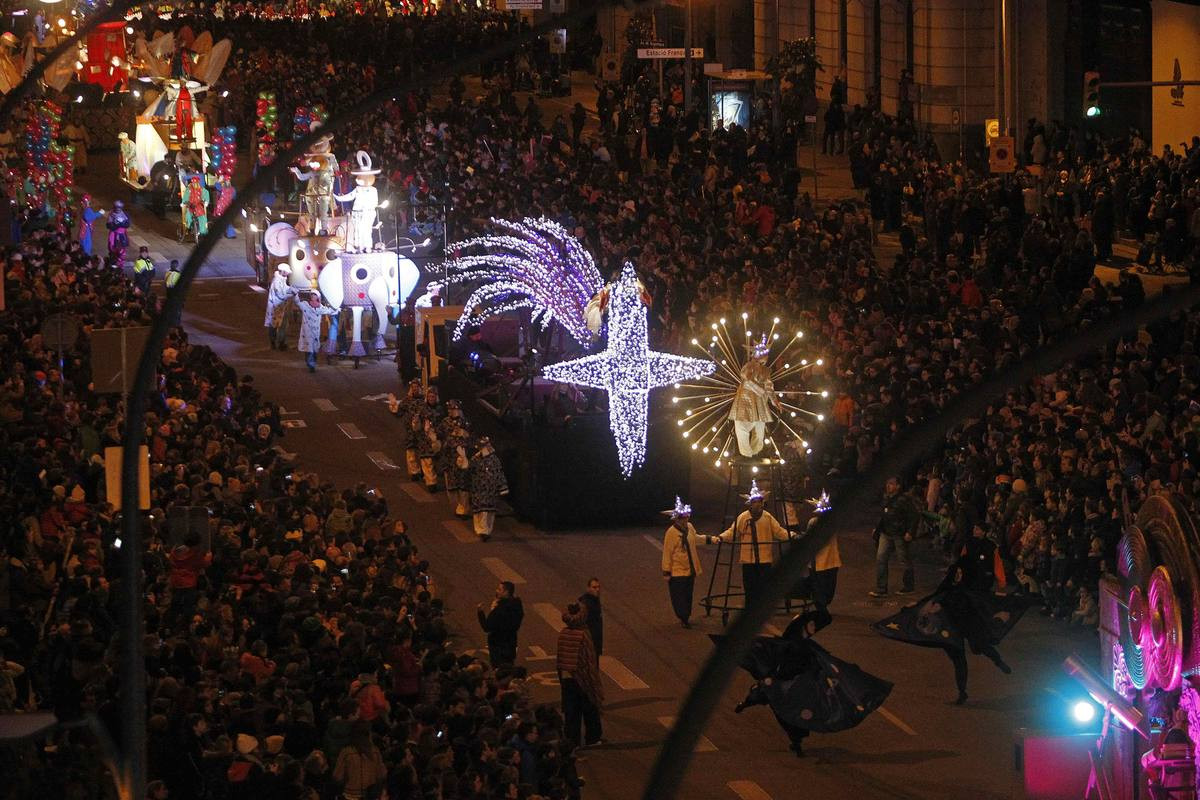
top-left (872, 522), bottom-right (1024, 704)
top-left (714, 609), bottom-right (893, 757)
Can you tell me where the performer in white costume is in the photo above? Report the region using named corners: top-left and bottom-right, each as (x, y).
top-left (728, 335), bottom-right (780, 457)
top-left (333, 150), bottom-right (380, 252)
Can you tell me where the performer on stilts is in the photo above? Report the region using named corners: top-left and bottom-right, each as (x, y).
top-left (718, 608), bottom-right (892, 757)
top-left (660, 496), bottom-right (706, 628)
top-left (873, 522), bottom-right (1024, 704)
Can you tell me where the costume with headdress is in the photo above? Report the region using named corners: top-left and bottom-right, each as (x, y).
top-left (118, 132), bottom-right (137, 182)
top-left (265, 264), bottom-right (298, 350)
top-left (290, 128), bottom-right (335, 234)
top-left (436, 401), bottom-right (472, 516)
top-left (729, 334), bottom-right (779, 457)
top-left (78, 197), bottom-right (102, 256)
top-left (106, 202), bottom-right (131, 265)
top-left (660, 496), bottom-right (707, 627)
top-left (333, 150), bottom-right (380, 252)
top-left (797, 492), bottom-right (840, 614)
top-left (182, 175), bottom-right (209, 236)
top-left (469, 436), bottom-right (507, 541)
top-left (390, 379), bottom-right (425, 480)
top-left (711, 480), bottom-right (794, 606)
top-left (715, 609), bottom-right (893, 757)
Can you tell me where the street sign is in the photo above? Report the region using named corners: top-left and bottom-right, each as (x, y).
top-left (989, 135), bottom-right (1016, 173)
top-left (91, 326), bottom-right (155, 395)
top-left (637, 47), bottom-right (704, 59)
top-left (985, 117), bottom-right (1000, 141)
top-left (104, 445), bottom-right (150, 511)
top-left (546, 0), bottom-right (565, 11)
top-left (951, 107), bottom-right (960, 125)
top-left (41, 312), bottom-right (78, 352)
top-left (600, 52), bottom-right (619, 81)
top-left (548, 29), bottom-right (567, 54)
top-left (504, 0), bottom-right (542, 9)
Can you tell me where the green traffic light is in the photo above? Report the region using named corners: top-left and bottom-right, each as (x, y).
top-left (1086, 105), bottom-right (1101, 117)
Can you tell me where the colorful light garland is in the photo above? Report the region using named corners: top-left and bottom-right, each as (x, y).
top-left (542, 262), bottom-right (715, 476)
top-left (442, 217), bottom-right (604, 344)
top-left (674, 313), bottom-right (829, 468)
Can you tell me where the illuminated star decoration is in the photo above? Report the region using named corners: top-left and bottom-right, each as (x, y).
top-left (674, 313), bottom-right (829, 469)
top-left (809, 491), bottom-right (832, 514)
top-left (542, 262), bottom-right (715, 476)
top-left (664, 495), bottom-right (693, 518)
top-left (442, 217), bottom-right (603, 343)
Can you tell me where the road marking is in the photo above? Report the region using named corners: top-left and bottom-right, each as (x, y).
top-left (442, 519), bottom-right (476, 543)
top-left (281, 419), bottom-right (307, 429)
top-left (481, 557), bottom-right (526, 585)
top-left (248, 284), bottom-right (266, 293)
top-left (527, 645), bottom-right (555, 661)
top-left (366, 451), bottom-right (399, 470)
top-left (533, 602), bottom-right (565, 633)
top-left (599, 655), bottom-right (649, 690)
top-left (279, 406), bottom-right (299, 415)
top-left (198, 293), bottom-right (219, 299)
top-left (656, 716), bottom-right (717, 752)
top-left (763, 623), bottom-right (783, 637)
top-left (362, 393), bottom-right (391, 401)
top-left (313, 398), bottom-right (338, 411)
top-left (642, 534), bottom-right (663, 551)
top-left (876, 706), bottom-right (918, 736)
top-left (728, 780), bottom-right (772, 800)
top-left (337, 422), bottom-right (366, 439)
top-left (399, 482), bottom-right (436, 504)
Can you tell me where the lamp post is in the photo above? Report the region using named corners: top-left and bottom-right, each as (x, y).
top-left (683, 0), bottom-right (693, 113)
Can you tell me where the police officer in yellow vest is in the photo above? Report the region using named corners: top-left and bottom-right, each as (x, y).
top-left (133, 246), bottom-right (155, 294)
top-left (163, 260), bottom-right (183, 326)
top-left (708, 480), bottom-right (795, 608)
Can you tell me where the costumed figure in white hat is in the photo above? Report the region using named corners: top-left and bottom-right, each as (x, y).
top-left (333, 150), bottom-right (380, 253)
top-left (289, 127), bottom-right (335, 235)
top-left (389, 379), bottom-right (426, 481)
top-left (798, 492), bottom-right (840, 620)
top-left (728, 334), bottom-right (781, 457)
top-left (265, 263), bottom-right (299, 350)
top-left (469, 436), bottom-right (508, 542)
top-left (660, 496), bottom-right (708, 628)
top-left (707, 480), bottom-right (795, 608)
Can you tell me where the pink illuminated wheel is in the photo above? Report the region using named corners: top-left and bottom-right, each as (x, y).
top-left (1142, 566), bottom-right (1183, 692)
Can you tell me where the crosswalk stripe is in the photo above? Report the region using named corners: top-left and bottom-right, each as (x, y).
top-left (656, 716), bottom-right (717, 752)
top-left (599, 655), bottom-right (648, 690)
top-left (248, 284), bottom-right (267, 293)
top-left (365, 451), bottom-right (399, 471)
top-left (533, 602), bottom-right (565, 633)
top-left (337, 422), bottom-right (366, 439)
top-left (399, 482), bottom-right (436, 504)
top-left (313, 398), bottom-right (338, 411)
top-left (481, 557), bottom-right (526, 585)
top-left (442, 519), bottom-right (476, 543)
top-left (727, 780), bottom-right (772, 800)
top-left (642, 534), bottom-right (663, 551)
top-left (527, 645), bottom-right (555, 661)
top-left (763, 623), bottom-right (783, 637)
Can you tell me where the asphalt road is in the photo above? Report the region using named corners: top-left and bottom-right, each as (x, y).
top-left (77, 141), bottom-right (1095, 800)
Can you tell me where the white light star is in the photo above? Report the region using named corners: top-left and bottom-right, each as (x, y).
top-left (542, 263), bottom-right (715, 476)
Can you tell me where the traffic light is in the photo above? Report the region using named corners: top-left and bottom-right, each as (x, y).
top-left (1083, 71), bottom-right (1101, 117)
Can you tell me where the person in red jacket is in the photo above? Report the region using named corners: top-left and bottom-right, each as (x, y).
top-left (239, 640), bottom-right (276, 684)
top-left (167, 531), bottom-right (210, 627)
top-left (385, 628), bottom-right (422, 707)
top-left (556, 603), bottom-right (604, 749)
top-left (960, 276), bottom-right (983, 308)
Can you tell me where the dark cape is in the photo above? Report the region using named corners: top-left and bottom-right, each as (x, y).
top-left (712, 614), bottom-right (893, 733)
top-left (872, 582), bottom-right (1028, 653)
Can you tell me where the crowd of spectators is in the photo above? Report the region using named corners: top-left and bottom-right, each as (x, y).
top-left (0, 223), bottom-right (582, 798)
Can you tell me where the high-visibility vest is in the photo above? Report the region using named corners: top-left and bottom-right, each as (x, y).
top-left (165, 270), bottom-right (181, 288)
top-left (134, 258), bottom-right (154, 274)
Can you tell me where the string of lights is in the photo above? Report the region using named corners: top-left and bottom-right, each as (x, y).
top-left (442, 216), bottom-right (604, 343)
top-left (543, 263), bottom-right (715, 476)
top-left (673, 313), bottom-right (829, 468)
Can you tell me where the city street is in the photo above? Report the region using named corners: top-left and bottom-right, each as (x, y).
top-left (78, 146), bottom-right (1095, 800)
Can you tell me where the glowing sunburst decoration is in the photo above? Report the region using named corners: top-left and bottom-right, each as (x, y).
top-left (673, 313), bottom-right (829, 468)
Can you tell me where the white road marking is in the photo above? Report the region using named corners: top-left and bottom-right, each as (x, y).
top-left (728, 780), bottom-right (772, 800)
top-left (366, 451), bottom-right (399, 470)
top-left (442, 519), bottom-right (476, 543)
top-left (642, 534), bottom-right (663, 551)
top-left (527, 645), bottom-right (555, 661)
top-left (248, 284), bottom-right (266, 293)
top-left (279, 406), bottom-right (299, 415)
top-left (337, 422), bottom-right (366, 439)
top-left (657, 716), bottom-right (717, 752)
top-left (281, 419), bottom-right (306, 429)
top-left (399, 482), bottom-right (436, 504)
top-left (599, 655), bottom-right (649, 690)
top-left (533, 602), bottom-right (565, 633)
top-left (362, 393), bottom-right (391, 401)
top-left (876, 706), bottom-right (918, 736)
top-left (198, 293), bottom-right (219, 299)
top-left (481, 556), bottom-right (526, 585)
top-left (313, 398), bottom-right (338, 412)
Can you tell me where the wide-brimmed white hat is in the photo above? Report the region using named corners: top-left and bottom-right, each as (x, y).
top-left (350, 150), bottom-right (380, 176)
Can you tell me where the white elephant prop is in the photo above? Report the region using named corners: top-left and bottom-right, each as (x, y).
top-left (318, 251), bottom-right (402, 356)
top-left (263, 221), bottom-right (342, 292)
